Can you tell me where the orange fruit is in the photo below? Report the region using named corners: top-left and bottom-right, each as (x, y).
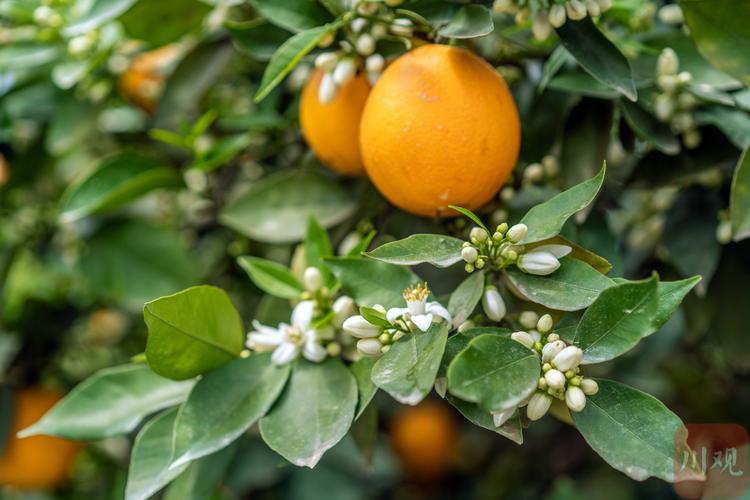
top-left (390, 400), bottom-right (457, 479)
top-left (119, 45), bottom-right (181, 113)
top-left (359, 44), bottom-right (521, 217)
top-left (0, 388), bottom-right (81, 490)
top-left (299, 69), bottom-right (371, 176)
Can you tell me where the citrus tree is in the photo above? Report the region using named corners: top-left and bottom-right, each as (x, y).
top-left (1, 0), bottom-right (749, 498)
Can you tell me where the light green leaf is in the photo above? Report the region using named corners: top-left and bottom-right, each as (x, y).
top-left (259, 359), bottom-right (357, 468)
top-left (447, 334), bottom-right (539, 413)
top-left (448, 205), bottom-right (490, 233)
top-left (437, 4), bottom-right (493, 39)
top-left (447, 271), bottom-right (485, 327)
top-left (237, 256), bottom-right (303, 299)
top-left (518, 165), bottom-right (606, 244)
top-left (144, 286), bottom-right (245, 380)
top-left (247, 0), bottom-right (332, 33)
top-left (574, 276), bottom-right (659, 364)
top-left (170, 354), bottom-right (290, 468)
top-left (555, 18), bottom-right (637, 101)
top-left (371, 323), bottom-right (449, 405)
top-left (60, 151), bottom-right (181, 222)
top-left (125, 409), bottom-right (188, 500)
top-left (19, 364), bottom-right (193, 440)
top-left (619, 100), bottom-right (680, 155)
top-left (64, 0), bottom-right (137, 36)
top-left (350, 357), bottom-right (377, 419)
top-left (325, 257), bottom-right (419, 308)
top-left (447, 396), bottom-right (523, 444)
top-left (220, 170), bottom-right (356, 243)
top-left (730, 146), bottom-right (750, 241)
top-left (505, 258), bottom-right (614, 311)
top-left (164, 443), bottom-right (237, 500)
top-left (366, 234), bottom-right (465, 268)
top-left (572, 379), bottom-right (692, 482)
top-left (680, 0), bottom-right (750, 86)
top-left (305, 217), bottom-right (334, 285)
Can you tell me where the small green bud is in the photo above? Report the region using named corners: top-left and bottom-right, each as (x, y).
top-left (538, 377), bottom-right (548, 389)
top-left (465, 263), bottom-right (475, 273)
top-left (533, 341), bottom-right (543, 351)
top-left (546, 333), bottom-right (560, 342)
top-left (492, 231), bottom-right (503, 241)
top-left (326, 342), bottom-right (342, 357)
top-left (392, 330), bottom-right (406, 342)
top-left (381, 345), bottom-right (391, 354)
top-left (570, 376), bottom-right (582, 386)
top-left (378, 333), bottom-right (391, 345)
top-left (497, 222), bottom-right (509, 234)
top-left (565, 370), bottom-right (575, 379)
top-left (542, 362), bottom-right (551, 373)
top-left (475, 258), bottom-right (486, 269)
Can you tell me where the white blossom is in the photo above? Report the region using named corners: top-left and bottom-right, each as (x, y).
top-left (386, 283), bottom-right (451, 332)
top-left (566, 386), bottom-right (587, 412)
top-left (580, 378), bottom-right (599, 396)
top-left (553, 345), bottom-right (583, 371)
top-left (303, 267), bottom-right (323, 292)
top-left (527, 393), bottom-right (552, 420)
top-left (507, 223), bottom-right (528, 243)
top-left (343, 315), bottom-right (382, 338)
top-left (542, 340), bottom-right (565, 362)
top-left (545, 369), bottom-right (566, 390)
top-left (518, 249), bottom-right (561, 275)
top-left (357, 338), bottom-right (383, 356)
top-left (482, 287), bottom-right (506, 322)
top-left (511, 331), bottom-right (534, 349)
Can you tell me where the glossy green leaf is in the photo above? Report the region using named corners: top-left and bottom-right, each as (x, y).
top-left (529, 235), bottom-right (612, 275)
top-left (447, 334), bottom-right (539, 413)
top-left (730, 146), bottom-right (750, 241)
top-left (350, 357), bottom-right (377, 419)
top-left (437, 4), bottom-right (493, 39)
top-left (19, 364), bottom-right (193, 440)
top-left (447, 271), bottom-right (484, 327)
top-left (170, 354), bottom-right (290, 468)
top-left (125, 409), bottom-right (188, 500)
top-left (652, 276), bottom-right (701, 333)
top-left (574, 276), bottom-right (659, 364)
top-left (60, 151), bottom-right (182, 222)
top-left (681, 0), bottom-right (750, 86)
top-left (619, 100), bottom-right (680, 155)
top-left (304, 217), bottom-right (334, 285)
top-left (237, 256), bottom-right (303, 299)
top-left (259, 359), bottom-right (357, 467)
top-left (518, 165), bottom-right (606, 244)
top-left (447, 396), bottom-right (523, 444)
top-left (226, 19), bottom-right (291, 61)
top-left (555, 18), bottom-right (637, 101)
top-left (247, 0), bottom-right (332, 33)
top-left (164, 443), bottom-right (237, 500)
top-left (64, 0), bottom-right (136, 36)
top-left (220, 170), bottom-right (356, 243)
top-left (325, 257), bottom-right (419, 308)
top-left (120, 0), bottom-right (211, 47)
top-left (372, 322), bottom-right (449, 405)
top-left (144, 286), bottom-right (245, 380)
top-left (505, 258), bottom-right (614, 311)
top-left (448, 205), bottom-right (490, 233)
top-left (572, 379), bottom-right (692, 482)
top-left (695, 106), bottom-right (750, 149)
top-left (366, 234), bottom-right (465, 268)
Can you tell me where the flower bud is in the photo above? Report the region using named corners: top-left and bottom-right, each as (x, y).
top-left (315, 52), bottom-right (338, 72)
top-left (524, 163), bottom-right (545, 183)
top-left (303, 267), bottom-right (323, 292)
top-left (357, 2), bottom-right (378, 15)
top-left (527, 393), bottom-right (552, 421)
top-left (530, 330), bottom-right (542, 343)
top-left (378, 332), bottom-right (391, 344)
top-left (585, 0), bottom-right (600, 17)
top-left (654, 93), bottom-right (675, 122)
top-left (518, 250), bottom-right (560, 275)
top-left (677, 71), bottom-right (692, 85)
top-left (672, 111), bottom-right (694, 132)
top-left (318, 31), bottom-right (335, 48)
top-left (544, 369), bottom-right (566, 390)
top-left (683, 128), bottom-right (701, 149)
top-left (553, 345), bottom-right (583, 371)
top-left (475, 258), bottom-right (486, 269)
top-left (677, 91), bottom-right (697, 110)
top-left (532, 244), bottom-right (572, 258)
top-left (548, 4), bottom-right (567, 28)
top-left (542, 340), bottom-right (566, 362)
top-left (357, 338), bottom-right (383, 356)
top-left (657, 74), bottom-right (678, 93)
top-left (658, 4), bottom-right (683, 24)
top-left (318, 72), bottom-right (338, 104)
top-left (470, 227), bottom-right (488, 242)
top-left (492, 408), bottom-right (515, 428)
top-left (332, 58), bottom-right (356, 86)
top-left (461, 246), bottom-right (478, 263)
top-left (390, 18), bottom-right (413, 37)
top-left (366, 53), bottom-right (384, 73)
top-left (532, 13), bottom-right (552, 40)
top-left (500, 186), bottom-right (515, 203)
top-left (507, 224), bottom-right (528, 243)
top-left (511, 331), bottom-right (534, 349)
top-left (356, 33), bottom-right (375, 56)
top-left (343, 315), bottom-right (382, 338)
top-left (519, 311), bottom-right (539, 330)
top-left (716, 220), bottom-right (732, 244)
top-left (580, 378), bottom-right (599, 396)
top-left (465, 263), bottom-right (475, 273)
top-left (566, 0), bottom-right (587, 21)
top-left (547, 333), bottom-right (560, 342)
top-left (565, 386), bottom-right (587, 412)
top-left (350, 17), bottom-right (368, 33)
top-left (537, 314), bottom-right (554, 334)
top-left (326, 342), bottom-right (342, 357)
top-left (457, 320), bottom-right (475, 333)
top-left (482, 287), bottom-right (506, 322)
top-left (370, 22), bottom-right (388, 39)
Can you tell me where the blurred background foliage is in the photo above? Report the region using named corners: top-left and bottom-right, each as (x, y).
top-left (0, 0), bottom-right (749, 498)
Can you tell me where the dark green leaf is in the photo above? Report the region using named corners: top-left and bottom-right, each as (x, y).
top-left (350, 357), bottom-right (377, 419)
top-left (619, 100), bottom-right (680, 155)
top-left (447, 271), bottom-right (484, 327)
top-left (226, 19), bottom-right (292, 61)
top-left (652, 276), bottom-right (701, 334)
top-left (237, 256), bottom-right (303, 299)
top-left (164, 443), bottom-right (238, 500)
top-left (326, 257), bottom-right (419, 308)
top-left (120, 0), bottom-right (211, 47)
top-left (437, 4), bottom-right (493, 39)
top-left (730, 146), bottom-right (750, 240)
top-left (366, 234), bottom-right (465, 268)
top-left (247, 0), bottom-right (332, 33)
top-left (448, 205), bottom-right (490, 233)
top-left (447, 395), bottom-right (523, 444)
top-left (695, 106), bottom-right (750, 149)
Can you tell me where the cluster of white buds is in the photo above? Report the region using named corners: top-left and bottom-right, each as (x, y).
top-left (493, 0), bottom-right (612, 40)
top-left (522, 155), bottom-right (560, 185)
top-left (342, 283), bottom-right (451, 357)
top-left (312, 0), bottom-right (412, 104)
top-left (510, 314), bottom-right (598, 420)
top-left (612, 187), bottom-right (677, 251)
top-left (654, 48), bottom-right (702, 149)
top-left (461, 223), bottom-right (571, 276)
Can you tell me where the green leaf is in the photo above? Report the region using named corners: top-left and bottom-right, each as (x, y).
top-left (572, 379), bottom-right (692, 482)
top-left (619, 100), bottom-right (680, 156)
top-left (305, 217), bottom-right (334, 285)
top-left (505, 258), bottom-right (614, 311)
top-left (730, 146), bottom-right (750, 241)
top-left (255, 24), bottom-right (336, 102)
top-left (371, 323), bottom-right (449, 405)
top-left (63, 0), bottom-right (137, 36)
top-left (555, 17), bottom-right (637, 101)
top-left (120, 0), bottom-right (211, 47)
top-left (247, 0), bottom-right (332, 33)
top-left (573, 276), bottom-right (659, 364)
top-left (60, 151), bottom-right (182, 222)
top-left (695, 106), bottom-right (750, 150)
top-left (226, 19), bottom-right (292, 61)
top-left (518, 165), bottom-right (606, 244)
top-left (447, 396), bottom-right (523, 445)
top-left (170, 354), bottom-right (290, 468)
top-left (144, 286), bottom-right (245, 381)
top-left (325, 257), bottom-right (419, 308)
top-left (125, 409), bottom-right (188, 500)
top-left (448, 205), bottom-right (490, 233)
top-left (164, 443), bottom-right (237, 500)
top-left (18, 364), bottom-right (193, 440)
top-left (220, 170), bottom-right (356, 243)
top-left (358, 306), bottom-right (391, 328)
top-left (0, 43), bottom-right (61, 70)
top-left (652, 276), bottom-right (701, 334)
top-left (259, 358), bottom-right (357, 467)
top-left (437, 4), bottom-right (493, 39)
top-left (447, 271), bottom-right (485, 327)
top-left (237, 256), bottom-right (303, 299)
top-left (530, 235), bottom-right (612, 275)
top-left (680, 0), bottom-right (750, 86)
top-left (366, 234), bottom-right (465, 268)
top-left (447, 334), bottom-right (539, 413)
top-left (350, 357), bottom-right (377, 419)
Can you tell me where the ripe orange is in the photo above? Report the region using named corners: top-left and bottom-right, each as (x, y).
top-left (119, 45), bottom-right (181, 114)
top-left (0, 388), bottom-right (81, 490)
top-left (359, 44), bottom-right (521, 217)
top-left (390, 400), bottom-right (457, 479)
top-left (299, 69), bottom-right (371, 176)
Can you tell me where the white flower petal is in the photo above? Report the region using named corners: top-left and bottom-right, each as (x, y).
top-left (303, 338), bottom-right (327, 363)
top-left (251, 320), bottom-right (280, 337)
top-left (532, 244), bottom-right (572, 258)
top-left (386, 307), bottom-right (408, 324)
top-left (292, 300), bottom-right (315, 330)
top-left (411, 313), bottom-right (433, 332)
top-left (271, 342), bottom-right (300, 365)
top-left (426, 302), bottom-right (452, 323)
top-left (492, 408), bottom-right (515, 428)
top-left (246, 331), bottom-right (283, 351)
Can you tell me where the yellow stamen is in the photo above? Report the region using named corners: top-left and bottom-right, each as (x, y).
top-left (403, 282), bottom-right (431, 302)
